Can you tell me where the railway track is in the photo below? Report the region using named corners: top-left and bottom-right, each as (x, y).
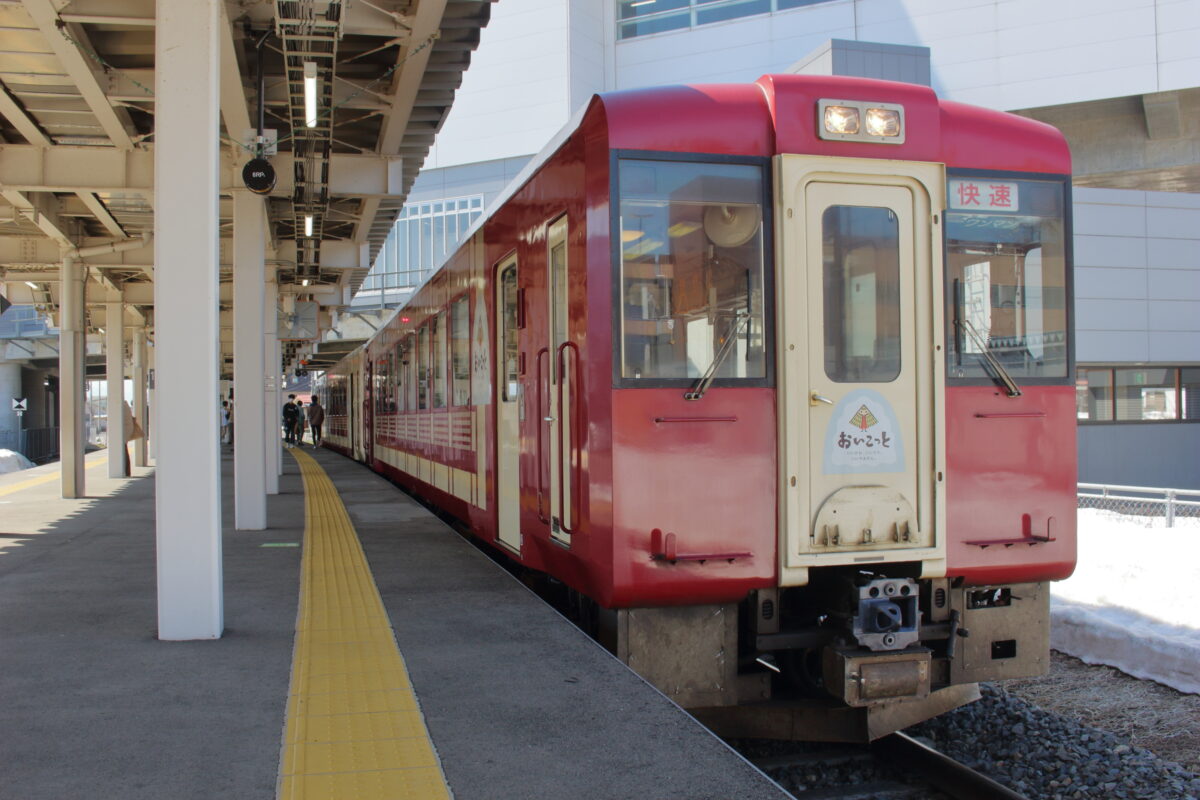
top-left (745, 732), bottom-right (1029, 800)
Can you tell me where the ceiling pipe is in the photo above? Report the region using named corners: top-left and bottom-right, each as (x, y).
top-left (70, 233), bottom-right (152, 258)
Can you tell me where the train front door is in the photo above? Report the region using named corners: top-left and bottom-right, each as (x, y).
top-left (776, 158), bottom-right (946, 585)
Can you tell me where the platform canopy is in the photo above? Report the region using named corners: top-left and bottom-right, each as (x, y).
top-left (0, 0), bottom-right (492, 375)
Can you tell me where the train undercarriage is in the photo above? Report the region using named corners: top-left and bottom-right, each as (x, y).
top-left (594, 569), bottom-right (1050, 742)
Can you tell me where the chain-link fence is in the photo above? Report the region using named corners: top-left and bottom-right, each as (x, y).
top-left (1078, 483), bottom-right (1200, 527)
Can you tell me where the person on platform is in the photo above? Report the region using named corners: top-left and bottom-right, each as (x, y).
top-left (294, 399), bottom-right (306, 447)
top-left (306, 397), bottom-right (325, 446)
top-left (220, 400), bottom-right (230, 444)
top-left (282, 394), bottom-right (298, 446)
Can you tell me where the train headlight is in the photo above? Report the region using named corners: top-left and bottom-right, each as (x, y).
top-left (823, 105), bottom-right (860, 135)
top-left (817, 100), bottom-right (906, 144)
top-left (865, 107), bottom-right (902, 137)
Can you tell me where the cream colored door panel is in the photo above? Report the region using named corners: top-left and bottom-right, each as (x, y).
top-left (775, 157), bottom-right (946, 585)
top-left (496, 256), bottom-right (521, 553)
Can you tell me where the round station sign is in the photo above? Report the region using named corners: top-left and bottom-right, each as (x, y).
top-left (242, 157), bottom-right (276, 195)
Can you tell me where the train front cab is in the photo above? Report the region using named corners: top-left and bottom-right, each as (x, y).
top-left (603, 85), bottom-right (1076, 741)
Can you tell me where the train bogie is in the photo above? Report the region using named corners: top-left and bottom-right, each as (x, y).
top-left (319, 74), bottom-right (1076, 741)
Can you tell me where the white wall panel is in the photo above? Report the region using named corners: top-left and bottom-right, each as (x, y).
top-left (1075, 267), bottom-right (1148, 299)
top-left (1076, 330), bottom-right (1150, 363)
top-left (1147, 207), bottom-right (1200, 238)
top-left (1149, 332), bottom-right (1200, 362)
top-left (1074, 235), bottom-right (1147, 269)
top-left (1148, 238), bottom-right (1200, 270)
top-left (1147, 301), bottom-right (1200, 330)
top-left (1073, 203), bottom-right (1147, 237)
top-left (1149, 270), bottom-right (1200, 301)
top-left (1076, 298), bottom-right (1149, 331)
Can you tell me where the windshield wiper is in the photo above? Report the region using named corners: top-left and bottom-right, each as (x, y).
top-left (956, 317), bottom-right (1023, 398)
top-left (685, 310), bottom-right (749, 401)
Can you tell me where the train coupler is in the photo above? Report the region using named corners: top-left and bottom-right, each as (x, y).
top-left (822, 646), bottom-right (931, 707)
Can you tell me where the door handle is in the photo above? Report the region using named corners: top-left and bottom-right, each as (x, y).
top-left (811, 392), bottom-right (835, 406)
top-left (544, 416), bottom-right (556, 422)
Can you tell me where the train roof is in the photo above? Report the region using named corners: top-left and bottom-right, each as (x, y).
top-left (468, 75), bottom-right (1070, 257)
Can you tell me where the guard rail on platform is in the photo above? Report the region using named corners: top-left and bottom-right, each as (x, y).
top-left (1078, 483), bottom-right (1200, 528)
top-left (0, 427), bottom-right (59, 464)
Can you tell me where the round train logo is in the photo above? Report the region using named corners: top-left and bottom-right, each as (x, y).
top-left (823, 390), bottom-right (905, 474)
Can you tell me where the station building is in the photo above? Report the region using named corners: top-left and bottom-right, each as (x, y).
top-left (357, 0), bottom-right (1200, 489)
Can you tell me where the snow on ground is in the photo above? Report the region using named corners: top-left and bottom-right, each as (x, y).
top-left (0, 449), bottom-right (34, 475)
top-left (1051, 508), bottom-right (1200, 694)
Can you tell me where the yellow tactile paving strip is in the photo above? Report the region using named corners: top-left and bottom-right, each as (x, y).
top-left (280, 448), bottom-right (451, 800)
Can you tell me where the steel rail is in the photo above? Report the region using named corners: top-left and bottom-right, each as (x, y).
top-left (871, 732), bottom-right (1030, 800)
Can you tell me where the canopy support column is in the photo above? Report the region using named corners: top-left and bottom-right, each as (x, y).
top-left (58, 253), bottom-right (85, 498)
top-left (105, 301), bottom-right (125, 478)
top-left (233, 190), bottom-right (267, 529)
top-left (154, 0), bottom-right (222, 640)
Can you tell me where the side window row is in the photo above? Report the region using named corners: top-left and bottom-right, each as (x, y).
top-left (373, 294), bottom-right (475, 414)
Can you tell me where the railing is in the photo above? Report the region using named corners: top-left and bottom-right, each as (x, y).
top-left (0, 427), bottom-right (60, 465)
top-left (1078, 483), bottom-right (1200, 527)
top-left (0, 305), bottom-right (55, 339)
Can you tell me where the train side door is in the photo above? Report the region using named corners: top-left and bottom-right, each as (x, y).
top-left (363, 359), bottom-right (374, 464)
top-left (776, 158), bottom-right (946, 585)
top-left (535, 216), bottom-right (576, 546)
top-left (495, 256), bottom-right (521, 552)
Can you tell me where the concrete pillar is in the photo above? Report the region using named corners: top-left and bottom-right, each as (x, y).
top-left (154, 0), bottom-right (222, 640)
top-left (132, 327), bottom-right (147, 467)
top-left (264, 278), bottom-right (280, 494)
top-left (233, 190), bottom-right (267, 529)
top-left (0, 361), bottom-right (21, 452)
top-left (59, 254), bottom-right (85, 498)
top-left (105, 302), bottom-right (125, 478)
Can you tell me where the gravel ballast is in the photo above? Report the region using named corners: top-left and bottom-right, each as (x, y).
top-left (907, 684), bottom-right (1200, 800)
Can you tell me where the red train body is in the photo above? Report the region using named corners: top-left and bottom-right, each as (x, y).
top-left (319, 75), bottom-right (1076, 739)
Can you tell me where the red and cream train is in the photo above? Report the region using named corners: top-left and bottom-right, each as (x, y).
top-left (317, 75), bottom-right (1076, 740)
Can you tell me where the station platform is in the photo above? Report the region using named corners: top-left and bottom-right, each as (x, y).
top-left (0, 445), bottom-right (787, 800)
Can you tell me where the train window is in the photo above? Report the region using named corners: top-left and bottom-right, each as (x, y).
top-left (617, 159), bottom-right (766, 381)
top-left (417, 325), bottom-right (430, 410)
top-left (500, 265), bottom-right (519, 402)
top-left (822, 205), bottom-right (901, 383)
top-left (433, 311), bottom-right (447, 408)
top-left (395, 340), bottom-right (407, 413)
top-left (946, 177), bottom-right (1068, 382)
top-left (451, 295), bottom-right (470, 406)
top-left (405, 334), bottom-right (417, 412)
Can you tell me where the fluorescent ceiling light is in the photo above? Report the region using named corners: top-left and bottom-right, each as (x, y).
top-left (303, 62), bottom-right (318, 128)
top-left (304, 214), bottom-right (314, 237)
top-left (630, 0), bottom-right (655, 6)
top-left (301, 279), bottom-right (310, 287)
top-left (24, 280), bottom-right (38, 289)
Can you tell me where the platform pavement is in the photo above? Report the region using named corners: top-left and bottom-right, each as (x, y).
top-left (0, 445), bottom-right (788, 799)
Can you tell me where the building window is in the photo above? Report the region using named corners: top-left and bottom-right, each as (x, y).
top-left (359, 195), bottom-right (485, 297)
top-left (1076, 366), bottom-right (1199, 423)
top-left (617, 0), bottom-right (832, 40)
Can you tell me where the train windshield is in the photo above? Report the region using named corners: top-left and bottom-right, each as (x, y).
top-left (617, 158), bottom-right (767, 382)
top-left (945, 176), bottom-right (1069, 382)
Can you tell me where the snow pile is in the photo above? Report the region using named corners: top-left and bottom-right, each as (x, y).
top-left (1051, 508), bottom-right (1200, 694)
top-left (0, 449), bottom-right (35, 474)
